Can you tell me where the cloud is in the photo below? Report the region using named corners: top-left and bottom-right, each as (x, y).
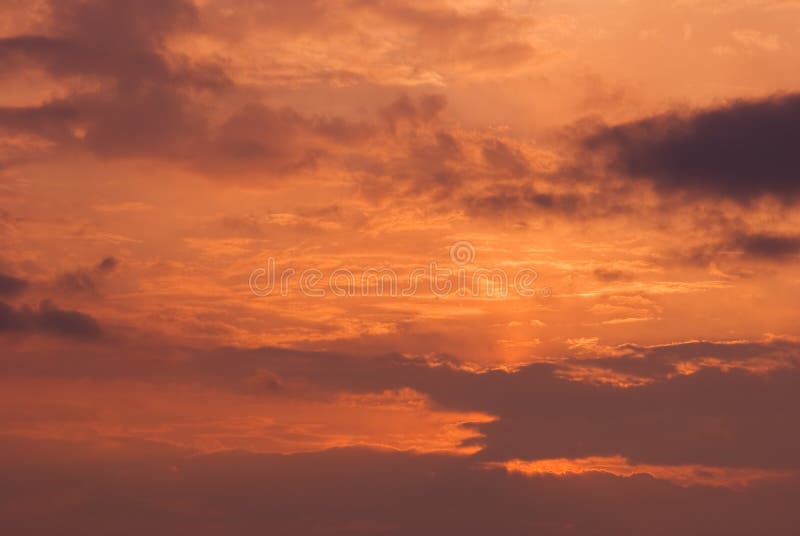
top-left (0, 273), bottom-right (28, 297)
top-left (55, 270), bottom-right (97, 293)
top-left (195, 103), bottom-right (372, 177)
top-left (680, 230), bottom-right (800, 267)
top-left (95, 256), bottom-right (118, 273)
top-left (0, 300), bottom-right (103, 340)
top-left (0, 0), bottom-right (226, 162)
top-left (0, 0), bottom-right (204, 82)
top-left (462, 363), bottom-right (800, 469)
top-left (380, 93), bottom-right (448, 132)
top-left (593, 268), bottom-right (634, 282)
top-left (55, 256), bottom-right (120, 293)
top-left (0, 1), bottom-right (538, 185)
top-left (583, 93), bottom-right (800, 203)
top-left (461, 182), bottom-right (617, 220)
top-left (728, 232), bottom-right (800, 260)
top-left (581, 338), bottom-right (799, 380)
top-left (481, 139), bottom-right (531, 178)
top-left (0, 18), bottom-right (386, 180)
top-left (1, 437), bottom-right (799, 535)
top-left (3, 338), bottom-right (800, 468)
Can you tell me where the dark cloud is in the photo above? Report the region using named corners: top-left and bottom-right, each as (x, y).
top-left (0, 4), bottom-right (373, 178)
top-left (3, 339), bottom-right (800, 468)
top-left (728, 232), bottom-right (800, 260)
top-left (380, 93), bottom-right (448, 132)
top-left (464, 364), bottom-right (800, 468)
top-left (36, 300), bottom-right (103, 339)
top-left (593, 267), bottom-right (633, 282)
top-left (680, 230), bottom-right (800, 267)
top-left (71, 87), bottom-right (211, 158)
top-left (583, 339), bottom-right (799, 380)
top-left (456, 339), bottom-right (800, 467)
top-left (0, 0), bottom-right (203, 83)
top-left (347, 95), bottom-right (504, 202)
top-left (0, 0), bottom-right (226, 163)
top-left (583, 93), bottom-right (800, 202)
top-left (1, 437), bottom-right (799, 536)
top-left (96, 256), bottom-right (118, 273)
top-left (386, 130), bottom-right (465, 201)
top-left (0, 12), bottom-right (537, 191)
top-left (56, 256), bottom-right (120, 293)
top-left (0, 102), bottom-right (78, 143)
top-left (462, 184), bottom-right (587, 218)
top-left (481, 139), bottom-right (530, 178)
top-left (0, 300), bottom-right (102, 340)
top-left (0, 273), bottom-right (28, 297)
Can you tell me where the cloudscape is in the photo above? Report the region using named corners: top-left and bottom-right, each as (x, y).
top-left (2, 0), bottom-right (800, 534)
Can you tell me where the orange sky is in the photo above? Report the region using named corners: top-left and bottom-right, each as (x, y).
top-left (2, 0), bottom-right (800, 534)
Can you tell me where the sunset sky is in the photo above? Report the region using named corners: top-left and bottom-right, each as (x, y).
top-left (2, 0), bottom-right (800, 533)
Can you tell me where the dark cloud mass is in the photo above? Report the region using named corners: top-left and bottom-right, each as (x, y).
top-left (465, 365), bottom-right (800, 469)
top-left (0, 273), bottom-right (28, 297)
top-left (481, 139), bottom-right (531, 178)
top-left (1, 438), bottom-right (800, 536)
top-left (2, 341), bottom-right (799, 468)
top-left (729, 232), bottom-right (800, 260)
top-left (0, 0), bottom-right (201, 81)
top-left (0, 0), bottom-right (226, 163)
top-left (0, 300), bottom-right (102, 339)
top-left (681, 230), bottom-right (800, 267)
top-left (584, 93), bottom-right (800, 202)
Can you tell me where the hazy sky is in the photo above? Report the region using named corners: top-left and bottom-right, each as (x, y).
top-left (2, 0), bottom-right (800, 533)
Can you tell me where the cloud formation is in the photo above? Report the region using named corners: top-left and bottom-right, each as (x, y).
top-left (584, 93), bottom-right (800, 202)
top-left (2, 0), bottom-right (800, 532)
top-left (2, 437), bottom-right (799, 536)
top-left (2, 339), bottom-right (798, 468)
top-left (0, 300), bottom-right (103, 339)
top-left (0, 273), bottom-right (27, 297)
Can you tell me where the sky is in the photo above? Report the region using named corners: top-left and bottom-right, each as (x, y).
top-left (2, 0), bottom-right (800, 533)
